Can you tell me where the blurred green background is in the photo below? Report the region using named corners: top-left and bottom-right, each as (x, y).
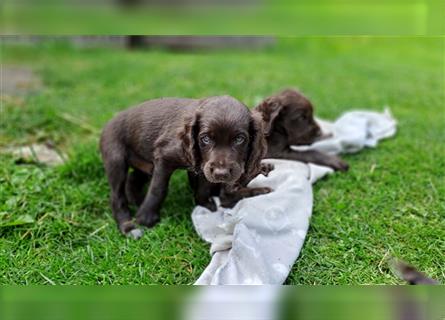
top-left (2, 1), bottom-right (444, 35)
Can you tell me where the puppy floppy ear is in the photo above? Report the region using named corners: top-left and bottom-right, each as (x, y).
top-left (256, 96), bottom-right (283, 136)
top-left (239, 110), bottom-right (268, 185)
top-left (178, 111), bottom-right (201, 172)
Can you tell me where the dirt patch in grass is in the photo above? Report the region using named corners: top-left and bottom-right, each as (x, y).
top-left (2, 66), bottom-right (42, 96)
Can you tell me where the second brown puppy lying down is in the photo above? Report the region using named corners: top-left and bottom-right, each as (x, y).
top-left (255, 89), bottom-right (349, 171)
top-left (100, 95), bottom-right (270, 237)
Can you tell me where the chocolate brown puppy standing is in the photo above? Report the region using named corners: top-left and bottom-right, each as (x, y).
top-left (100, 95), bottom-right (269, 238)
top-left (255, 89), bottom-right (349, 171)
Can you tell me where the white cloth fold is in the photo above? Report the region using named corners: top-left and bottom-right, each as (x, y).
top-left (192, 109), bottom-right (397, 285)
top-left (292, 108), bottom-right (396, 154)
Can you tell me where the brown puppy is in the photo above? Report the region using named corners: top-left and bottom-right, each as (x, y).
top-left (255, 89), bottom-right (349, 171)
top-left (100, 96), bottom-right (269, 238)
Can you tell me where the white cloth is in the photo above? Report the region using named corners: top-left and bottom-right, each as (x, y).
top-left (184, 286), bottom-right (282, 320)
top-left (293, 108), bottom-right (396, 154)
top-left (192, 109), bottom-right (397, 285)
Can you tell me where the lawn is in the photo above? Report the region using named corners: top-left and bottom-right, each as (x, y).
top-left (0, 37), bottom-right (444, 284)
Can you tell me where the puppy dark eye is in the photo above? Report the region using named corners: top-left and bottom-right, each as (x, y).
top-left (233, 135), bottom-right (246, 145)
top-left (200, 135), bottom-right (211, 145)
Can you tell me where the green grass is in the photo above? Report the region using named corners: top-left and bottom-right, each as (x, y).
top-left (0, 37), bottom-right (444, 284)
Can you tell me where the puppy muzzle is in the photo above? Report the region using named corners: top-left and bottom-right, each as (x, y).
top-left (203, 163), bottom-right (242, 184)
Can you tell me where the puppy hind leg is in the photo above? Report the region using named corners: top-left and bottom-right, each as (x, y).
top-left (105, 158), bottom-right (143, 239)
top-left (126, 168), bottom-right (150, 208)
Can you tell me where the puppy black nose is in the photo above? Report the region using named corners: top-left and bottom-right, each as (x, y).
top-left (212, 168), bottom-right (230, 181)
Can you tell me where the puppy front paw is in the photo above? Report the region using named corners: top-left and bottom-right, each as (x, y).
top-left (260, 163), bottom-right (275, 176)
top-left (135, 212), bottom-right (161, 228)
top-left (202, 198), bottom-right (218, 212)
top-left (195, 196), bottom-right (218, 211)
top-left (329, 156), bottom-right (349, 172)
top-left (119, 220), bottom-right (144, 240)
top-left (127, 228), bottom-right (144, 240)
top-left (251, 187), bottom-right (272, 196)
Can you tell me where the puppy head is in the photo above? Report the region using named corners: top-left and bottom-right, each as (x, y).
top-left (181, 95), bottom-right (266, 185)
top-left (257, 88), bottom-right (322, 145)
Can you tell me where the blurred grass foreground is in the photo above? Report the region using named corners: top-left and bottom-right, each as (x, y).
top-left (1, 286), bottom-right (444, 320)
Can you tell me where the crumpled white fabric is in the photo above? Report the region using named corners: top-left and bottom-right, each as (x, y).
top-left (292, 108), bottom-right (396, 154)
top-left (192, 109), bottom-right (397, 285)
